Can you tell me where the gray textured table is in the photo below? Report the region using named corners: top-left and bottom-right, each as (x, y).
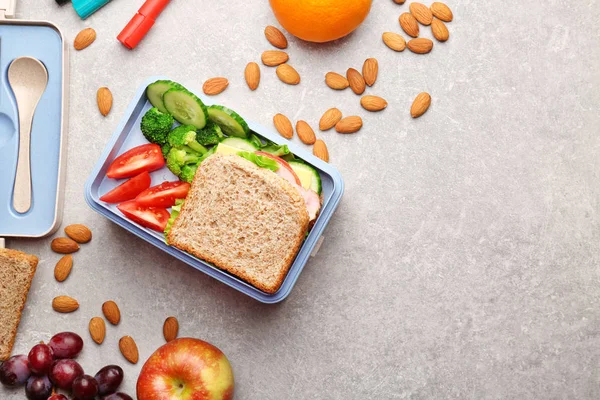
top-left (2, 0), bottom-right (600, 399)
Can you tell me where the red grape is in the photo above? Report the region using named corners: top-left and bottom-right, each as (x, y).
top-left (28, 343), bottom-right (54, 375)
top-left (49, 358), bottom-right (83, 389)
top-left (72, 374), bottom-right (99, 400)
top-left (101, 393), bottom-right (133, 400)
top-left (48, 332), bottom-right (84, 359)
top-left (95, 365), bottom-right (124, 395)
top-left (25, 375), bottom-right (52, 400)
top-left (48, 395), bottom-right (68, 400)
top-left (0, 354), bottom-right (31, 386)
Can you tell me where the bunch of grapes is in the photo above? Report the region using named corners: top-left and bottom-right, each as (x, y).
top-left (0, 331), bottom-right (132, 400)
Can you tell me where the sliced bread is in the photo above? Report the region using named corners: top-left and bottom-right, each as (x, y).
top-left (0, 248), bottom-right (38, 361)
top-left (168, 154), bottom-right (309, 294)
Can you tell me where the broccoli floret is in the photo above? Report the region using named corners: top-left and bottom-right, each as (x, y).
top-left (161, 143), bottom-right (171, 158)
top-left (196, 123), bottom-right (224, 146)
top-left (141, 107), bottom-right (174, 145)
top-left (168, 125), bottom-right (207, 154)
top-left (180, 164), bottom-right (199, 183)
top-left (166, 148), bottom-right (201, 177)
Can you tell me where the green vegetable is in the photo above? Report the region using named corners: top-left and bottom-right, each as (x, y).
top-left (164, 199), bottom-right (185, 242)
top-left (140, 107), bottom-right (174, 145)
top-left (198, 146), bottom-right (217, 163)
top-left (168, 125), bottom-right (207, 154)
top-left (161, 143), bottom-right (171, 158)
top-left (280, 153), bottom-right (296, 162)
top-left (180, 164), bottom-right (198, 183)
top-left (166, 148), bottom-right (201, 177)
top-left (288, 161), bottom-right (322, 194)
top-left (246, 134), bottom-right (290, 156)
top-left (196, 122), bottom-right (224, 146)
top-left (163, 88), bottom-right (209, 129)
top-left (219, 137), bottom-right (258, 152)
top-left (261, 143), bottom-right (290, 157)
top-left (207, 105), bottom-right (249, 138)
top-left (238, 151), bottom-right (280, 172)
top-left (249, 133), bottom-right (264, 148)
top-left (146, 80), bottom-right (183, 113)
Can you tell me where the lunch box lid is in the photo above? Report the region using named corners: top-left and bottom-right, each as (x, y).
top-left (0, 2), bottom-right (69, 238)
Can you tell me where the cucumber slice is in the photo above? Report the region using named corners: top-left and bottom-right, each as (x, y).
top-left (163, 88), bottom-right (209, 129)
top-left (288, 161), bottom-right (322, 195)
top-left (146, 80), bottom-right (182, 113)
top-left (207, 105), bottom-right (250, 138)
top-left (220, 137), bottom-right (259, 152)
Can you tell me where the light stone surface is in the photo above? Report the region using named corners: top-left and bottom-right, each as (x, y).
top-left (3, 0), bottom-right (600, 399)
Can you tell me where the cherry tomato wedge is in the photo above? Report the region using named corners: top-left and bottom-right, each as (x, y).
top-left (135, 181), bottom-right (191, 208)
top-left (117, 201), bottom-right (170, 232)
top-left (106, 144), bottom-right (165, 179)
top-left (255, 151), bottom-right (301, 186)
top-left (100, 172), bottom-right (151, 203)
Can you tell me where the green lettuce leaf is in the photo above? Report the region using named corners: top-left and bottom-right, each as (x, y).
top-left (248, 133), bottom-right (290, 157)
top-left (261, 143), bottom-right (290, 157)
top-left (164, 199), bottom-right (185, 243)
top-left (237, 151), bottom-right (280, 172)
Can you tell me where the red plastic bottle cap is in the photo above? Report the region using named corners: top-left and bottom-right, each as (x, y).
top-left (117, 0), bottom-right (171, 49)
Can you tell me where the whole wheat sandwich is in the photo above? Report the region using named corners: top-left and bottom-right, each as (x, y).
top-left (0, 248), bottom-right (38, 361)
top-left (167, 154), bottom-right (317, 294)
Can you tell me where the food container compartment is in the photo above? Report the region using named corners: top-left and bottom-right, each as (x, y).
top-left (84, 77), bottom-right (344, 303)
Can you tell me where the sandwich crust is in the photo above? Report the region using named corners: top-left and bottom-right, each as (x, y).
top-left (168, 154), bottom-right (309, 293)
top-left (0, 248), bottom-right (38, 361)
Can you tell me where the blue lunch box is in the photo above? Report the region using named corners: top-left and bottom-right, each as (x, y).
top-left (84, 77), bottom-right (344, 303)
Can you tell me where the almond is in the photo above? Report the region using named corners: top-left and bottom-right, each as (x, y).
top-left (261, 50), bottom-right (289, 67)
top-left (325, 72), bottom-right (349, 90)
top-left (431, 18), bottom-right (450, 42)
top-left (264, 25), bottom-right (288, 49)
top-left (407, 38), bottom-right (433, 54)
top-left (97, 87), bottom-right (112, 117)
top-left (51, 237), bottom-right (80, 254)
top-left (296, 120), bottom-right (316, 144)
top-left (410, 2), bottom-right (433, 25)
top-left (382, 32), bottom-right (406, 52)
top-left (313, 140), bottom-right (329, 162)
top-left (102, 300), bottom-right (121, 325)
top-left (276, 64), bottom-right (300, 85)
top-left (431, 2), bottom-right (453, 22)
top-left (273, 113), bottom-right (293, 139)
top-left (73, 28), bottom-right (96, 51)
top-left (244, 62), bottom-right (260, 91)
top-left (360, 95), bottom-right (388, 112)
top-left (346, 68), bottom-right (365, 95)
top-left (362, 58), bottom-right (378, 87)
top-left (89, 317), bottom-right (106, 345)
top-left (203, 77), bottom-right (229, 96)
top-left (399, 13), bottom-right (419, 38)
top-left (335, 116), bottom-right (363, 134)
top-left (64, 224), bottom-right (92, 243)
top-left (163, 317), bottom-right (179, 342)
top-left (119, 336), bottom-right (139, 364)
top-left (54, 255), bottom-right (73, 282)
top-left (52, 296), bottom-right (79, 313)
top-left (411, 92), bottom-right (431, 118)
top-left (319, 108), bottom-right (343, 131)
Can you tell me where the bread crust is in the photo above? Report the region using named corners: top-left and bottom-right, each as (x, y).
top-left (168, 155), bottom-right (309, 294)
top-left (0, 248), bottom-right (38, 361)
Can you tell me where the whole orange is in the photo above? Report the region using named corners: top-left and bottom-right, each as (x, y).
top-left (269, 0), bottom-right (373, 43)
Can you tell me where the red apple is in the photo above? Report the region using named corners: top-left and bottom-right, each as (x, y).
top-left (136, 338), bottom-right (234, 400)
